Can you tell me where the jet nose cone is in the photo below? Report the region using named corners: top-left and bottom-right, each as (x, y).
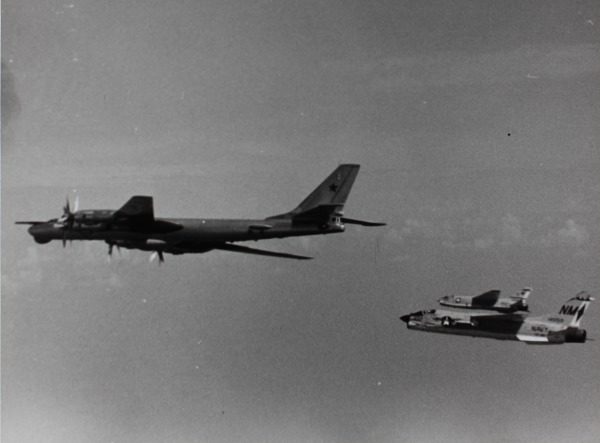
top-left (399, 314), bottom-right (411, 323)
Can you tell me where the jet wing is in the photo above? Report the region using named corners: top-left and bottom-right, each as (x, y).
top-left (472, 290), bottom-right (501, 306)
top-left (113, 196), bottom-right (155, 224)
top-left (466, 312), bottom-right (527, 331)
top-left (214, 243), bottom-right (313, 260)
top-left (468, 312), bottom-right (526, 321)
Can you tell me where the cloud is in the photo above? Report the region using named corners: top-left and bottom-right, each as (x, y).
top-left (321, 43), bottom-right (600, 93)
top-left (555, 219), bottom-right (589, 246)
top-left (473, 236), bottom-right (495, 249)
top-left (1, 59), bottom-right (21, 142)
top-left (500, 214), bottom-right (522, 244)
top-left (2, 246), bottom-right (45, 297)
top-left (395, 209), bottom-right (598, 253)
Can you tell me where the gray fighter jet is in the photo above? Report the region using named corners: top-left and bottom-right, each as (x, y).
top-left (16, 164), bottom-right (385, 262)
top-left (400, 292), bottom-right (594, 344)
top-left (438, 288), bottom-right (531, 312)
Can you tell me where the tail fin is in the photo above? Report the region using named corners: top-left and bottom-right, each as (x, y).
top-left (511, 287), bottom-right (532, 300)
top-left (557, 292), bottom-right (594, 327)
top-left (270, 164), bottom-right (360, 221)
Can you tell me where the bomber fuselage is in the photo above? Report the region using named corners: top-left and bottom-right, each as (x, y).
top-left (27, 216), bottom-right (345, 246)
top-left (18, 164), bottom-right (386, 260)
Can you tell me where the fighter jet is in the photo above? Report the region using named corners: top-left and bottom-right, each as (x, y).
top-left (400, 292), bottom-right (594, 344)
top-left (16, 164), bottom-right (385, 262)
top-left (438, 288), bottom-right (531, 312)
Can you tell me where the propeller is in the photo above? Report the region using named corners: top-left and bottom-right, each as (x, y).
top-left (107, 242), bottom-right (121, 258)
top-left (56, 191), bottom-right (79, 248)
top-left (149, 251), bottom-right (165, 264)
top-left (57, 192), bottom-right (80, 246)
top-left (57, 196), bottom-right (76, 225)
top-left (60, 197), bottom-right (73, 247)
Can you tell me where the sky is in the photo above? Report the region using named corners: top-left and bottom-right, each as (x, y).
top-left (2, 1), bottom-right (600, 442)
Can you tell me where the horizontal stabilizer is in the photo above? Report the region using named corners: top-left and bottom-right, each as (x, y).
top-left (517, 335), bottom-right (549, 344)
top-left (215, 243), bottom-right (313, 260)
top-left (341, 217), bottom-right (387, 227)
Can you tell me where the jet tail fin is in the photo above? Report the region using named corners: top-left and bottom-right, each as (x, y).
top-left (269, 164), bottom-right (360, 221)
top-left (557, 292), bottom-right (594, 327)
top-left (511, 287), bottom-right (532, 300)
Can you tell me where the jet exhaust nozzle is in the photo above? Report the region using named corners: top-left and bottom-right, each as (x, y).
top-left (564, 328), bottom-right (587, 343)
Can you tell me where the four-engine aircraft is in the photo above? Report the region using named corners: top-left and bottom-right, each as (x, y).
top-left (438, 288), bottom-right (531, 312)
top-left (400, 292), bottom-right (594, 344)
top-left (16, 164), bottom-right (385, 262)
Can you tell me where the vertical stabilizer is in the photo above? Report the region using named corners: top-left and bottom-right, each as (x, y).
top-left (270, 164), bottom-right (360, 220)
top-left (511, 287), bottom-right (532, 301)
top-left (293, 164), bottom-right (360, 215)
top-left (557, 292), bottom-right (594, 327)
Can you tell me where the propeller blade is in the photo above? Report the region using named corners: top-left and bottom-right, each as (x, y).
top-left (149, 251), bottom-right (164, 264)
top-left (64, 196), bottom-right (70, 215)
top-left (72, 192), bottom-right (80, 213)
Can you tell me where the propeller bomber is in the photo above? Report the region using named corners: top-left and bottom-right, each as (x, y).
top-left (16, 164), bottom-right (385, 263)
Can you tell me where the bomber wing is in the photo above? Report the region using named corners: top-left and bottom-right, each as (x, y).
top-left (214, 243), bottom-right (313, 260)
top-left (113, 196), bottom-right (155, 224)
top-left (112, 196), bottom-right (182, 232)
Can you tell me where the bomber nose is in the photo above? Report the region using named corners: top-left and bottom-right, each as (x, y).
top-left (27, 223), bottom-right (54, 244)
top-left (399, 314), bottom-right (411, 323)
